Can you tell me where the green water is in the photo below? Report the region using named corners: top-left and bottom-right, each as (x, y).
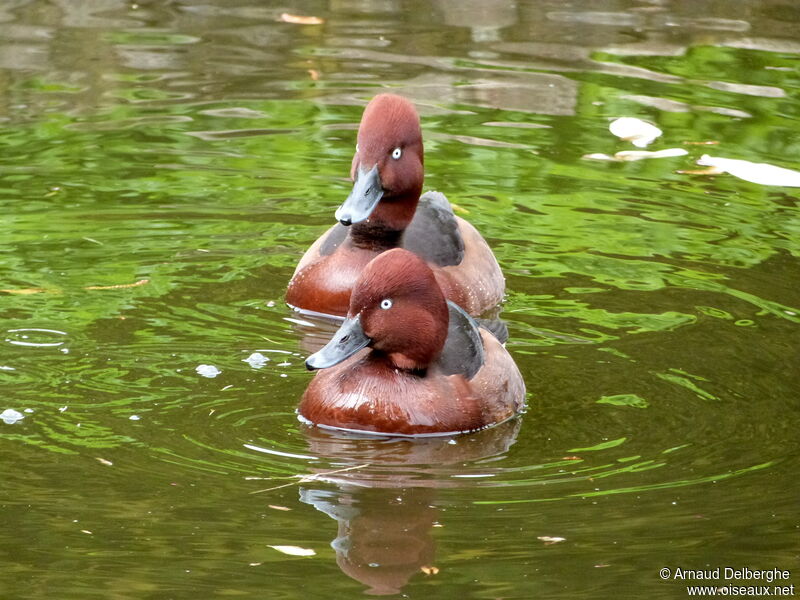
top-left (1, 1), bottom-right (798, 598)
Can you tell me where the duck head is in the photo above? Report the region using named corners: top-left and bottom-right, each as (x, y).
top-left (306, 248), bottom-right (448, 372)
top-left (335, 94), bottom-right (424, 231)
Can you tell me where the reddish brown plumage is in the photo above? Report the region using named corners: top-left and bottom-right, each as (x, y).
top-left (299, 249), bottom-right (525, 436)
top-left (286, 93), bottom-right (505, 318)
top-left (350, 94), bottom-right (424, 232)
top-left (350, 249), bottom-right (448, 370)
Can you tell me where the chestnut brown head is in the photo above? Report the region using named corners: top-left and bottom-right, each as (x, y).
top-left (305, 249), bottom-right (448, 372)
top-left (335, 94), bottom-right (424, 231)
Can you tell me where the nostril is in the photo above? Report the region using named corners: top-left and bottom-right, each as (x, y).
top-left (340, 334), bottom-right (350, 343)
top-left (339, 217), bottom-right (351, 226)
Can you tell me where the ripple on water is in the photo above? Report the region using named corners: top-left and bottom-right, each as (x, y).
top-left (6, 327), bottom-right (68, 348)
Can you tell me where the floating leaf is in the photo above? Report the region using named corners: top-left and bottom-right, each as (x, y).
top-left (84, 279), bottom-right (149, 290)
top-left (537, 536), bottom-right (566, 545)
top-left (279, 13), bottom-right (324, 25)
top-left (1, 409), bottom-right (25, 424)
top-left (196, 364), bottom-right (221, 378)
top-left (0, 287), bottom-right (48, 295)
top-left (268, 505), bottom-right (291, 511)
top-left (609, 117), bottom-right (662, 148)
top-left (243, 352), bottom-right (270, 368)
top-left (612, 148), bottom-right (686, 161)
top-left (677, 166), bottom-right (725, 176)
top-left (420, 566), bottom-right (440, 575)
top-left (696, 154), bottom-right (800, 187)
top-left (96, 458), bottom-right (113, 466)
top-left (268, 545), bottom-right (316, 557)
top-left (584, 148), bottom-right (687, 162)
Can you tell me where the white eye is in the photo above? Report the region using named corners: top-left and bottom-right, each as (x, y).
top-left (380, 298), bottom-right (393, 310)
top-left (391, 147), bottom-right (402, 159)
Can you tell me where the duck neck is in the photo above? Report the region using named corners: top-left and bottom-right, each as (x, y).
top-left (349, 192), bottom-right (420, 250)
top-left (349, 221), bottom-right (403, 251)
top-left (368, 350), bottom-right (428, 377)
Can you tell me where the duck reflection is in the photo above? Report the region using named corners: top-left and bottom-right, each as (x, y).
top-left (299, 485), bottom-right (436, 596)
top-left (298, 419), bottom-right (520, 595)
top-left (284, 310), bottom-right (344, 356)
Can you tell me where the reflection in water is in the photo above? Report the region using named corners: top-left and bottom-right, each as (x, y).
top-left (285, 310), bottom-right (345, 355)
top-left (300, 486), bottom-right (437, 596)
top-left (435, 0), bottom-right (517, 43)
top-left (299, 420), bottom-right (521, 594)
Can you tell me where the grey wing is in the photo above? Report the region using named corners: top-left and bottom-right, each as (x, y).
top-left (436, 301), bottom-right (485, 380)
top-left (401, 191), bottom-right (465, 267)
top-left (473, 317), bottom-right (509, 344)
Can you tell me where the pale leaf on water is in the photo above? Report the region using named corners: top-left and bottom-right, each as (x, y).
top-left (84, 279), bottom-right (149, 290)
top-left (538, 536), bottom-right (566, 545)
top-left (268, 545), bottom-right (316, 557)
top-left (696, 154), bottom-right (800, 187)
top-left (677, 166), bottom-right (725, 176)
top-left (243, 352), bottom-right (270, 369)
top-left (196, 364), bottom-right (221, 378)
top-left (420, 566), bottom-right (440, 575)
top-left (1, 409), bottom-right (25, 424)
top-left (609, 117), bottom-right (662, 148)
top-left (0, 288), bottom-right (48, 295)
top-left (279, 13), bottom-right (324, 25)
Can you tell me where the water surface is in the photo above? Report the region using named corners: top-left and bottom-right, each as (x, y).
top-left (1, 1), bottom-right (798, 598)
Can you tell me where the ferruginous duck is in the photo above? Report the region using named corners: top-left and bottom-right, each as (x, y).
top-left (286, 93), bottom-right (505, 318)
top-left (298, 248), bottom-right (525, 436)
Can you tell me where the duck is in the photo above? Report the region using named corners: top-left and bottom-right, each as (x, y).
top-left (286, 93), bottom-right (505, 318)
top-left (298, 248), bottom-right (525, 436)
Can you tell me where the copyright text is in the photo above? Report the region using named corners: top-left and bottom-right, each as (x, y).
top-left (659, 567), bottom-right (794, 597)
